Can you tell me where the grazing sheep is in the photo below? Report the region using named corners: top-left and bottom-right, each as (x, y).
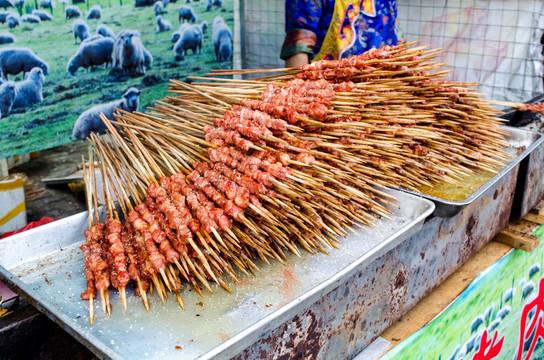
top-left (464, 333), bottom-right (478, 354)
top-left (154, 0), bottom-right (163, 16)
top-left (80, 34), bottom-right (103, 44)
top-left (496, 305), bottom-right (511, 320)
top-left (522, 280), bottom-right (535, 299)
top-left (0, 10), bottom-right (17, 23)
top-left (72, 19), bottom-right (90, 44)
top-left (0, 0), bottom-right (13, 8)
top-left (143, 47), bottom-right (152, 69)
top-left (487, 318), bottom-right (501, 332)
top-left (39, 0), bottom-right (55, 9)
top-left (0, 32), bottom-right (15, 44)
top-left (156, 15), bottom-right (171, 32)
top-left (0, 47), bottom-right (49, 79)
top-left (72, 87), bottom-right (141, 139)
top-left (11, 67), bottom-right (45, 110)
top-left (470, 315), bottom-right (484, 333)
top-left (170, 31), bottom-right (180, 43)
top-left (67, 37), bottom-right (113, 75)
top-left (529, 263), bottom-right (541, 278)
top-left (6, 13), bottom-right (18, 28)
top-left (32, 9), bottom-right (53, 21)
top-left (65, 5), bottom-right (81, 19)
top-left (206, 0), bottom-right (221, 11)
top-left (86, 4), bottom-right (101, 20)
top-left (483, 303), bottom-right (494, 323)
top-left (178, 5), bottom-right (195, 23)
top-left (96, 24), bottom-right (115, 38)
top-left (0, 80), bottom-right (16, 116)
top-left (503, 287), bottom-right (515, 304)
top-left (173, 23), bottom-right (201, 60)
top-left (21, 14), bottom-right (41, 23)
top-left (113, 29), bottom-right (147, 75)
top-left (212, 16), bottom-right (232, 62)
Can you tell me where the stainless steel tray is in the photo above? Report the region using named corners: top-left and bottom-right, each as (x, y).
top-left (0, 189), bottom-right (434, 360)
top-left (400, 126), bottom-right (543, 218)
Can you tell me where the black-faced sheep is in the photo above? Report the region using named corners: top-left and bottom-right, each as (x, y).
top-left (173, 24), bottom-right (201, 60)
top-left (6, 13), bottom-right (18, 28)
top-left (113, 29), bottom-right (147, 75)
top-left (0, 10), bottom-right (17, 23)
top-left (65, 5), bottom-right (81, 19)
top-left (0, 80), bottom-right (16, 116)
top-left (21, 14), bottom-right (41, 23)
top-left (212, 16), bottom-right (232, 62)
top-left (12, 67), bottom-right (45, 110)
top-left (178, 5), bottom-right (195, 23)
top-left (72, 19), bottom-right (90, 44)
top-left (32, 9), bottom-right (53, 21)
top-left (39, 0), bottom-right (55, 9)
top-left (67, 37), bottom-right (113, 75)
top-left (154, 0), bottom-right (163, 16)
top-left (156, 15), bottom-right (171, 33)
top-left (0, 47), bottom-right (49, 80)
top-left (0, 32), bottom-right (15, 44)
top-left (96, 24), bottom-right (115, 38)
top-left (206, 0), bottom-right (221, 11)
top-left (72, 87), bottom-right (141, 139)
top-left (86, 4), bottom-right (101, 20)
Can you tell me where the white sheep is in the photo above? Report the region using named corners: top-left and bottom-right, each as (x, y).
top-left (178, 5), bottom-right (195, 23)
top-left (86, 4), bottom-right (101, 20)
top-left (154, 0), bottom-right (163, 17)
top-left (6, 13), bottom-right (18, 28)
top-left (96, 24), bottom-right (115, 38)
top-left (170, 31), bottom-right (180, 43)
top-left (143, 47), bottom-right (152, 69)
top-left (39, 0), bottom-right (55, 9)
top-left (67, 37), bottom-right (113, 75)
top-left (0, 80), bottom-right (16, 116)
top-left (72, 18), bottom-right (90, 44)
top-left (173, 23), bottom-right (201, 60)
top-left (32, 9), bottom-right (53, 21)
top-left (0, 47), bottom-right (49, 80)
top-left (65, 5), bottom-right (81, 19)
top-left (21, 14), bottom-right (41, 23)
top-left (72, 87), bottom-right (141, 139)
top-left (0, 10), bottom-right (17, 23)
top-left (156, 15), bottom-right (171, 33)
top-left (11, 67), bottom-right (45, 110)
top-left (113, 29), bottom-right (147, 75)
top-left (0, 32), bottom-right (15, 44)
top-left (206, 0), bottom-right (221, 11)
top-left (212, 16), bottom-right (232, 62)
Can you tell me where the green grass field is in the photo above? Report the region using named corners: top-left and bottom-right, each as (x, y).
top-left (0, 0), bottom-right (233, 158)
top-left (383, 225), bottom-right (544, 360)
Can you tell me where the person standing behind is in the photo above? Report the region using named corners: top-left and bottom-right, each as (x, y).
top-left (281, 0), bottom-right (401, 67)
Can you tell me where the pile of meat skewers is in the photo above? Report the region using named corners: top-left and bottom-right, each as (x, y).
top-left (80, 41), bottom-right (512, 324)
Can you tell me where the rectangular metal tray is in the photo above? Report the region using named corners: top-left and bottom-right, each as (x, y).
top-left (0, 189), bottom-right (433, 360)
top-left (400, 126), bottom-right (543, 218)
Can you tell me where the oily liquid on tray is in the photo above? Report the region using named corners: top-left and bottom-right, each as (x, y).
top-left (416, 147), bottom-right (518, 201)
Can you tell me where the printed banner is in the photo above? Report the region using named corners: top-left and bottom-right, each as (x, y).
top-left (382, 225), bottom-right (544, 360)
top-left (0, 0), bottom-right (234, 158)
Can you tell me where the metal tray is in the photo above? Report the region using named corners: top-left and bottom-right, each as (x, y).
top-left (0, 189), bottom-right (434, 360)
top-left (400, 126), bottom-right (543, 218)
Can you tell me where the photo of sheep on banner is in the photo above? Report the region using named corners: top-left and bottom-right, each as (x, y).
top-left (0, 0), bottom-right (234, 159)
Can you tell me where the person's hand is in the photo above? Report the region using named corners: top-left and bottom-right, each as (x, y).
top-left (285, 52), bottom-right (310, 68)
